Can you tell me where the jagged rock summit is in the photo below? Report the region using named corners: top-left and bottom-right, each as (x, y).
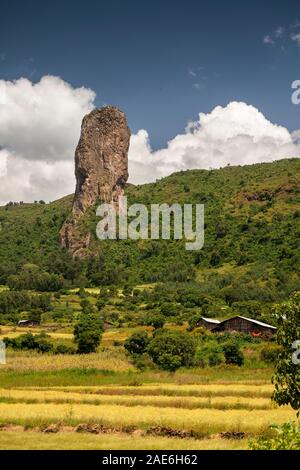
top-left (60, 106), bottom-right (130, 256)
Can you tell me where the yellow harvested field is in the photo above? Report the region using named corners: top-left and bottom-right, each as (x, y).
top-left (0, 431), bottom-right (247, 450)
top-left (26, 383), bottom-right (273, 398)
top-left (101, 327), bottom-right (152, 346)
top-left (0, 402), bottom-right (294, 435)
top-left (0, 326), bottom-right (148, 345)
top-left (0, 388), bottom-right (274, 410)
top-left (0, 351), bottom-right (132, 372)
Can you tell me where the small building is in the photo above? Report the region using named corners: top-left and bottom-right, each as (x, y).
top-left (197, 317), bottom-right (220, 331)
top-left (17, 320), bottom-right (39, 328)
top-left (212, 316), bottom-right (276, 338)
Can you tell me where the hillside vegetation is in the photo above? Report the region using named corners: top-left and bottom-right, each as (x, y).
top-left (0, 158), bottom-right (299, 322)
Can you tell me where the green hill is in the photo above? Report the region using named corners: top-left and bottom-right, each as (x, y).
top-left (0, 158), bottom-right (299, 311)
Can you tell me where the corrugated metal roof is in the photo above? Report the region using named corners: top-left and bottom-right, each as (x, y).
top-left (201, 317), bottom-right (220, 324)
top-left (234, 316), bottom-right (277, 329)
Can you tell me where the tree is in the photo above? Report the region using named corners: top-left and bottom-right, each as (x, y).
top-left (80, 297), bottom-right (95, 314)
top-left (124, 331), bottom-right (150, 356)
top-left (28, 309), bottom-right (42, 324)
top-left (74, 314), bottom-right (103, 354)
top-left (147, 330), bottom-right (196, 372)
top-left (146, 314), bottom-right (165, 330)
top-left (272, 293), bottom-right (300, 413)
top-left (223, 342), bottom-right (244, 366)
top-left (96, 298), bottom-right (107, 311)
top-left (160, 302), bottom-right (180, 317)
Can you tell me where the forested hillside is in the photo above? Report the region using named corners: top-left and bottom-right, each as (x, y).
top-left (0, 158), bottom-right (299, 321)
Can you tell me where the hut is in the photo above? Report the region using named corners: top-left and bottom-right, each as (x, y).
top-left (212, 316), bottom-right (276, 339)
top-left (197, 317), bottom-right (220, 331)
top-left (17, 320), bottom-right (39, 328)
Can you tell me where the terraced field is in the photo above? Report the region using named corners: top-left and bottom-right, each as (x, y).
top-left (0, 382), bottom-right (294, 450)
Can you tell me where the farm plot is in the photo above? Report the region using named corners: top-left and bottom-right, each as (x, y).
top-left (0, 382), bottom-right (294, 450)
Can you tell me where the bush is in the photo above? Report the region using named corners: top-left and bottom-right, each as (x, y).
top-left (260, 344), bottom-right (282, 364)
top-left (208, 352), bottom-right (223, 366)
top-left (194, 342), bottom-right (224, 367)
top-left (3, 332), bottom-right (74, 355)
top-left (146, 314), bottom-right (165, 330)
top-left (4, 332), bottom-right (52, 352)
top-left (249, 422), bottom-right (300, 450)
top-left (223, 342), bottom-right (244, 366)
top-left (132, 353), bottom-right (155, 371)
top-left (272, 293), bottom-right (300, 412)
top-left (147, 330), bottom-right (196, 372)
top-left (160, 302), bottom-right (181, 317)
top-left (74, 314), bottom-right (103, 354)
top-left (124, 331), bottom-right (150, 356)
top-left (53, 344), bottom-right (76, 355)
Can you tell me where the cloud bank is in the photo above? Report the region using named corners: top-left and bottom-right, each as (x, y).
top-left (0, 75), bottom-right (299, 203)
top-left (0, 75), bottom-right (95, 204)
top-left (129, 101), bottom-right (300, 184)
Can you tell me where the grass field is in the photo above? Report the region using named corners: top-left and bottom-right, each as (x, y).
top-left (0, 377), bottom-right (295, 449)
top-left (0, 307), bottom-right (296, 450)
top-left (0, 431), bottom-right (247, 450)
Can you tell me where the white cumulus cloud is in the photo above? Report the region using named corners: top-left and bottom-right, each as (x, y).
top-left (291, 32), bottom-right (300, 45)
top-left (0, 75), bottom-right (95, 204)
top-left (0, 76), bottom-right (299, 203)
top-left (128, 101), bottom-right (300, 184)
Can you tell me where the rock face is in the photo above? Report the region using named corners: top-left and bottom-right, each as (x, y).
top-left (60, 106), bottom-right (130, 256)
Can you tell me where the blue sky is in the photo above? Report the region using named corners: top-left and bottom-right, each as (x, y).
top-left (1, 0), bottom-right (300, 149)
top-left (1, 0), bottom-right (300, 203)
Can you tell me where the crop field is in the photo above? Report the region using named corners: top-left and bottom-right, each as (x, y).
top-left (0, 379), bottom-right (294, 450)
top-left (0, 350), bottom-right (132, 373)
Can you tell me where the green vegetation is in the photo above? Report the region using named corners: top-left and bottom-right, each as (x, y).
top-left (272, 293), bottom-right (300, 413)
top-left (223, 342), bottom-right (245, 366)
top-left (249, 421), bottom-right (300, 450)
top-left (3, 332), bottom-right (75, 355)
top-left (147, 330), bottom-right (196, 372)
top-left (0, 159), bottom-right (299, 312)
top-left (74, 314), bottom-right (103, 353)
top-left (0, 159), bottom-right (299, 449)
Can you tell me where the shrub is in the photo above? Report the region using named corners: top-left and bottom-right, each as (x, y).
top-left (124, 331), bottom-right (150, 356)
top-left (249, 422), bottom-right (300, 450)
top-left (260, 344), bottom-right (282, 364)
top-left (194, 342), bottom-right (224, 367)
top-left (74, 314), bottom-right (103, 354)
top-left (147, 330), bottom-right (196, 372)
top-left (132, 353), bottom-right (155, 371)
top-left (160, 302), bottom-right (181, 317)
top-left (208, 352), bottom-right (223, 366)
top-left (223, 342), bottom-right (244, 366)
top-left (53, 344), bottom-right (76, 355)
top-left (3, 332), bottom-right (54, 353)
top-left (146, 314), bottom-right (165, 330)
top-left (272, 293), bottom-right (300, 413)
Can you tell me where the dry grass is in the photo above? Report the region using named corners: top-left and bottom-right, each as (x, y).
top-left (1, 350), bottom-right (132, 372)
top-left (0, 402), bottom-right (294, 436)
top-left (0, 388), bottom-right (274, 410)
top-left (25, 383), bottom-right (273, 398)
top-left (0, 431), bottom-right (248, 450)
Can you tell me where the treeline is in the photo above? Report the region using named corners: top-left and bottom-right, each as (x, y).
top-left (8, 270), bottom-right (65, 292)
top-left (4, 332), bottom-right (74, 355)
top-left (0, 290), bottom-right (51, 314)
